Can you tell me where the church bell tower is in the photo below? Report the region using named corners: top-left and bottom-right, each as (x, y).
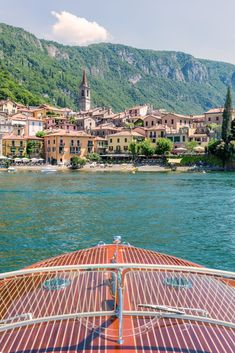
top-left (79, 69), bottom-right (91, 111)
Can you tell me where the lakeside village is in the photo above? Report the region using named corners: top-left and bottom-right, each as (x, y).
top-left (0, 70), bottom-right (235, 171)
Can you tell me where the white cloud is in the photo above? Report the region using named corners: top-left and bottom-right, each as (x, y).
top-left (50, 11), bottom-right (110, 46)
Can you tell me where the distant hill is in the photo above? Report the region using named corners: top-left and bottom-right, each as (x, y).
top-left (0, 22), bottom-right (235, 114)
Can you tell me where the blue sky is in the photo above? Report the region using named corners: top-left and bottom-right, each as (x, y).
top-left (1, 0), bottom-right (235, 64)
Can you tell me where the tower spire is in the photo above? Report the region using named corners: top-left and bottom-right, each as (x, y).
top-left (82, 69), bottom-right (88, 86)
top-left (78, 69), bottom-right (91, 111)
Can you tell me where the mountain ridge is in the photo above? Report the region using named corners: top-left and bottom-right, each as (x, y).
top-left (0, 22), bottom-right (235, 114)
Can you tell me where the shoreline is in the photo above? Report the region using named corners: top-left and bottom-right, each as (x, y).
top-left (0, 164), bottom-right (220, 173)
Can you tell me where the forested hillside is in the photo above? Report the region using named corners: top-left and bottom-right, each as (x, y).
top-left (1, 23), bottom-right (235, 113)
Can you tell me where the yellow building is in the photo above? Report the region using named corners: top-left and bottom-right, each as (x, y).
top-left (204, 108), bottom-right (235, 125)
top-left (108, 130), bottom-right (144, 154)
top-left (2, 134), bottom-right (44, 158)
top-left (94, 137), bottom-right (108, 154)
top-left (44, 129), bottom-right (94, 165)
top-left (0, 99), bottom-right (18, 115)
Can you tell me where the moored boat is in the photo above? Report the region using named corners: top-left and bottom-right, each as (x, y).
top-left (0, 236), bottom-right (234, 352)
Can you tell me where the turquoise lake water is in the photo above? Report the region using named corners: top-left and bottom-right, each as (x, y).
top-left (0, 170), bottom-right (234, 273)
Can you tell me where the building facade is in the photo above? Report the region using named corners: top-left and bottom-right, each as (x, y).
top-left (44, 130), bottom-right (94, 165)
top-left (108, 130), bottom-right (144, 154)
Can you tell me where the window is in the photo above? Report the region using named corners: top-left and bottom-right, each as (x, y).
top-left (184, 120), bottom-right (186, 124)
top-left (174, 136), bottom-right (180, 142)
top-left (124, 146), bottom-right (128, 151)
top-left (32, 122), bottom-right (35, 126)
top-left (151, 121), bottom-right (154, 126)
top-left (152, 139), bottom-right (156, 143)
top-left (117, 138), bottom-right (120, 143)
top-left (208, 117), bottom-right (211, 122)
top-left (145, 121), bottom-right (148, 127)
top-left (124, 138), bottom-right (127, 143)
top-left (160, 131), bottom-right (164, 138)
top-left (216, 117), bottom-right (219, 121)
top-left (71, 140), bottom-right (74, 146)
top-left (53, 139), bottom-right (55, 144)
top-left (60, 139), bottom-right (64, 145)
top-left (48, 140), bottom-right (50, 145)
top-left (17, 129), bottom-right (20, 136)
top-left (180, 120), bottom-right (182, 125)
top-left (20, 141), bottom-right (23, 147)
top-left (12, 141), bottom-right (15, 146)
top-left (165, 120), bottom-right (167, 124)
top-left (52, 147), bottom-right (56, 152)
top-left (171, 119), bottom-right (174, 124)
top-left (81, 90), bottom-right (84, 97)
top-left (77, 140), bottom-right (80, 146)
top-left (87, 90), bottom-right (89, 97)
top-left (183, 136), bottom-right (185, 142)
top-left (110, 138), bottom-right (112, 143)
top-left (47, 147), bottom-right (51, 152)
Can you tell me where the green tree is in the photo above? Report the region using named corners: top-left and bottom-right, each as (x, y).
top-left (230, 119), bottom-right (235, 141)
top-left (87, 153), bottom-right (101, 162)
top-left (155, 138), bottom-right (173, 155)
top-left (26, 141), bottom-right (36, 158)
top-left (139, 139), bottom-right (154, 157)
top-left (70, 156), bottom-right (86, 169)
top-left (128, 140), bottom-right (139, 159)
top-left (36, 131), bottom-right (45, 138)
top-left (185, 140), bottom-right (198, 152)
top-left (221, 86), bottom-right (232, 143)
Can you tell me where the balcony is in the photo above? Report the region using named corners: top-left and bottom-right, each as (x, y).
top-left (70, 147), bottom-right (81, 155)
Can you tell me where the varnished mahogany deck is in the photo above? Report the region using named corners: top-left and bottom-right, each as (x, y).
top-left (0, 244), bottom-right (234, 353)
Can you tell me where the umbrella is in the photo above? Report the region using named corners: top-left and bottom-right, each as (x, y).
top-left (38, 158), bottom-right (44, 161)
top-left (175, 147), bottom-right (187, 152)
top-left (194, 146), bottom-right (205, 152)
top-left (22, 158), bottom-right (30, 163)
top-left (31, 158), bottom-right (38, 163)
top-left (14, 158), bottom-right (22, 162)
top-left (0, 155), bottom-right (8, 160)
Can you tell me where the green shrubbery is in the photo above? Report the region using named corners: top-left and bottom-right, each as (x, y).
top-left (87, 153), bottom-right (101, 162)
top-left (70, 156), bottom-right (86, 169)
top-left (180, 155), bottom-right (223, 167)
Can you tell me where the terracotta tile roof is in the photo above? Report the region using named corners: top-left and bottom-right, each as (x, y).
top-left (2, 134), bottom-right (25, 140)
top-left (45, 129), bottom-right (93, 138)
top-left (109, 130), bottom-right (144, 138)
top-left (94, 136), bottom-right (107, 141)
top-left (3, 134), bottom-right (43, 140)
top-left (205, 108), bottom-right (224, 114)
top-left (10, 114), bottom-right (27, 121)
top-left (143, 114), bottom-right (162, 120)
top-left (146, 125), bottom-right (166, 131)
